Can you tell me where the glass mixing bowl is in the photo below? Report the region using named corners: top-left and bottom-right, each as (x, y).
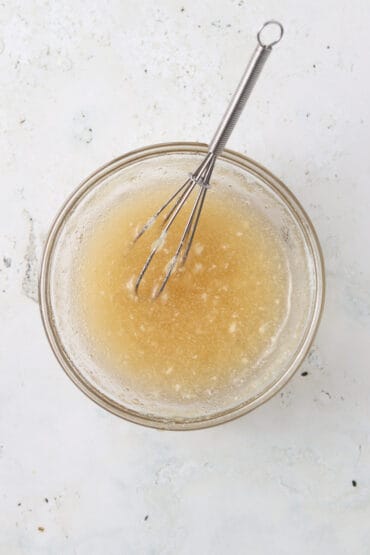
top-left (39, 142), bottom-right (324, 430)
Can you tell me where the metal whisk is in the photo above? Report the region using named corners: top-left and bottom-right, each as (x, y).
top-left (134, 20), bottom-right (284, 297)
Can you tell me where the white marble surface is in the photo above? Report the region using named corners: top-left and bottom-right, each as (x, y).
top-left (1, 0), bottom-right (370, 553)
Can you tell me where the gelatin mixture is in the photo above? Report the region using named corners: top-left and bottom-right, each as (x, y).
top-left (76, 182), bottom-right (290, 402)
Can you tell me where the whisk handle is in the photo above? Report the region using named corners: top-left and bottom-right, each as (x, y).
top-left (208, 21), bottom-right (283, 157)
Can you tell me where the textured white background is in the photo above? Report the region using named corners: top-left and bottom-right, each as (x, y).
top-left (1, 1), bottom-right (370, 553)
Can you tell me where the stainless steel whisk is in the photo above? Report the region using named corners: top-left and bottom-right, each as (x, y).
top-left (134, 20), bottom-right (284, 297)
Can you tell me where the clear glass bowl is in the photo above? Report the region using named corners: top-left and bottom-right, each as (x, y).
top-left (39, 142), bottom-right (325, 430)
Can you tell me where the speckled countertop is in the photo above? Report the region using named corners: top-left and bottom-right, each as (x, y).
top-left (1, 1), bottom-right (370, 553)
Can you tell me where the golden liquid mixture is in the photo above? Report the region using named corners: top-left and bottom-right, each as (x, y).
top-left (76, 182), bottom-right (290, 403)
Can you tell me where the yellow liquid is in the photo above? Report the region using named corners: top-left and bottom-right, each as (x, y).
top-left (77, 183), bottom-right (289, 403)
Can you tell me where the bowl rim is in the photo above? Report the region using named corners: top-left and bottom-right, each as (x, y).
top-left (39, 141), bottom-right (325, 430)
